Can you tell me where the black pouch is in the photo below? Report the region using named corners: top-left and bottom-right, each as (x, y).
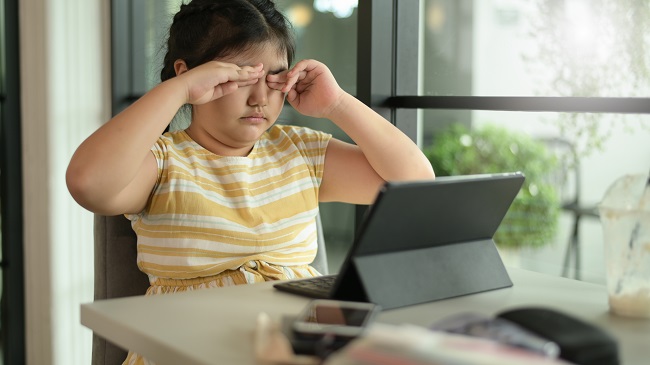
top-left (496, 307), bottom-right (619, 365)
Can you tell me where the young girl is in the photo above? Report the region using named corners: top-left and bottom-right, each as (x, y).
top-left (67, 0), bottom-right (434, 363)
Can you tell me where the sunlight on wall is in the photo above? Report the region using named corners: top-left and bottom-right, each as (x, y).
top-left (20, 0), bottom-right (110, 364)
top-left (49, 1), bottom-right (108, 363)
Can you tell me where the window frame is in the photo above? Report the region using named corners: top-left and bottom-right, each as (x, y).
top-left (359, 1), bottom-right (650, 125)
top-left (0, 0), bottom-right (26, 363)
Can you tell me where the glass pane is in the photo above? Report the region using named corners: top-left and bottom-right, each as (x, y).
top-left (420, 109), bottom-right (650, 282)
top-left (421, 0), bottom-right (650, 97)
top-left (137, 0), bottom-right (358, 273)
top-left (139, 0), bottom-right (357, 94)
top-left (275, 0), bottom-right (357, 143)
top-left (278, 0), bottom-right (358, 95)
top-left (136, 0), bottom-right (179, 93)
top-left (275, 1), bottom-right (359, 273)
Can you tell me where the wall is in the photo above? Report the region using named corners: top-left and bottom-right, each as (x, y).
top-left (20, 0), bottom-right (110, 363)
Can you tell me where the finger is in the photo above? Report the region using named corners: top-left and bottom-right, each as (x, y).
top-left (237, 70), bottom-right (265, 86)
top-left (213, 81), bottom-right (239, 99)
top-left (285, 88), bottom-right (299, 103)
top-left (236, 65), bottom-right (264, 82)
top-left (281, 71), bottom-right (305, 93)
top-left (266, 77), bottom-right (287, 90)
top-left (236, 79), bottom-right (261, 87)
top-left (266, 82), bottom-right (284, 91)
top-left (287, 59), bottom-right (312, 75)
top-left (265, 74), bottom-right (286, 85)
top-left (266, 70), bottom-right (291, 90)
top-left (280, 64), bottom-right (304, 92)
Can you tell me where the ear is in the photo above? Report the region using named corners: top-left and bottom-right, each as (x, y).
top-left (174, 59), bottom-right (188, 76)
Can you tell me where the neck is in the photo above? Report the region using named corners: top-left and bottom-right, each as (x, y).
top-left (184, 126), bottom-right (254, 157)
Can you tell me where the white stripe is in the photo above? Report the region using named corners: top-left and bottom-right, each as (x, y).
top-left (140, 208), bottom-right (319, 233)
top-left (136, 226), bottom-right (317, 254)
top-left (165, 151), bottom-right (314, 185)
top-left (155, 177), bottom-right (318, 209)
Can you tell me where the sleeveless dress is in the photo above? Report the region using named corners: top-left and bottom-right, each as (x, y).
top-left (122, 125), bottom-right (331, 365)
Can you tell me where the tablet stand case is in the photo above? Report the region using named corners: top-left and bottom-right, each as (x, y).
top-left (329, 174), bottom-right (524, 310)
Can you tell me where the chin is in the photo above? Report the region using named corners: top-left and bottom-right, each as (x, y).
top-left (236, 127), bottom-right (267, 143)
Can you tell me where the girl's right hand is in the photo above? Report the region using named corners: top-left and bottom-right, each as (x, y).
top-left (177, 61), bottom-right (264, 105)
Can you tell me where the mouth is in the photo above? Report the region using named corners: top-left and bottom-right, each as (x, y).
top-left (240, 113), bottom-right (267, 124)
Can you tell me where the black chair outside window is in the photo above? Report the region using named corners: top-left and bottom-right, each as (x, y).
top-left (537, 137), bottom-right (600, 280)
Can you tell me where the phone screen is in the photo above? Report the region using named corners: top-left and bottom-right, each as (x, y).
top-left (293, 300), bottom-right (379, 338)
top-left (303, 304), bottom-right (371, 326)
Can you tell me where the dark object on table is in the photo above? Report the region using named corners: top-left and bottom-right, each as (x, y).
top-left (497, 307), bottom-right (619, 365)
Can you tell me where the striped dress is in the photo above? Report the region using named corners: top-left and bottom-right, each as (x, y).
top-left (122, 124), bottom-right (331, 365)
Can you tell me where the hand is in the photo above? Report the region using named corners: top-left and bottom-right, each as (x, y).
top-left (266, 59), bottom-right (345, 118)
top-left (177, 61), bottom-right (264, 105)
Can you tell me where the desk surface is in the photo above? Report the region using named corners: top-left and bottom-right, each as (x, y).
top-left (81, 268), bottom-right (650, 365)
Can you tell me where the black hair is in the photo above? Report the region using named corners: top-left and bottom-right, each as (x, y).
top-left (160, 0), bottom-right (295, 82)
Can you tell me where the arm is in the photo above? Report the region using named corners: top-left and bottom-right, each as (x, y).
top-left (267, 59), bottom-right (434, 204)
top-left (66, 61), bottom-right (264, 215)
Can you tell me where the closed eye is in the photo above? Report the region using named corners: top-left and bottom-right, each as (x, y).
top-left (268, 68), bottom-right (287, 76)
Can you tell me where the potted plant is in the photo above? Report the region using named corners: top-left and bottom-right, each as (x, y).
top-left (424, 123), bottom-right (560, 249)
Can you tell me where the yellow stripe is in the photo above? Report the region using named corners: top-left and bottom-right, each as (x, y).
top-left (163, 164), bottom-right (316, 197)
top-left (135, 125), bottom-right (331, 278)
top-left (147, 190), bottom-right (318, 223)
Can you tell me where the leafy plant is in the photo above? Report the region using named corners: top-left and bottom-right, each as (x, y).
top-left (424, 124), bottom-right (560, 249)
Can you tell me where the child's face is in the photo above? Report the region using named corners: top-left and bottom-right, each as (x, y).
top-left (191, 42), bottom-right (289, 155)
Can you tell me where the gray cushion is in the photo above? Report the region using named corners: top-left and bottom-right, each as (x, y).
top-left (92, 214), bottom-right (149, 365)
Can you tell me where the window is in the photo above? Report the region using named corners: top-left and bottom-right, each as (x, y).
top-left (112, 0), bottom-right (650, 282)
top-left (380, 0), bottom-right (650, 283)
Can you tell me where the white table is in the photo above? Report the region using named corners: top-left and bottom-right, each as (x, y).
top-left (81, 268), bottom-right (650, 365)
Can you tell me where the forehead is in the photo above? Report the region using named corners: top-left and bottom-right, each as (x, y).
top-left (219, 41), bottom-right (288, 69)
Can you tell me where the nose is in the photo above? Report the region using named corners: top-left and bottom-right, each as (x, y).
top-left (247, 77), bottom-right (268, 107)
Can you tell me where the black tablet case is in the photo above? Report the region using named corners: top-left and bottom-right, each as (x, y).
top-left (327, 173), bottom-right (525, 309)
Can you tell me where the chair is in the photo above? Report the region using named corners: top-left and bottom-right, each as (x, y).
top-left (92, 213), bottom-right (328, 365)
top-left (536, 137), bottom-right (600, 280)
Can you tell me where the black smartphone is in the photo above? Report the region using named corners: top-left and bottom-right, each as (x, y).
top-left (292, 299), bottom-right (380, 341)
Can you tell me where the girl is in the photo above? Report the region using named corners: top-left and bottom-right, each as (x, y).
top-left (67, 0), bottom-right (434, 363)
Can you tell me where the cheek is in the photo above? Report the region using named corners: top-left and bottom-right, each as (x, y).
top-left (211, 91), bottom-right (247, 111)
top-left (262, 85), bottom-right (280, 100)
top-left (269, 89), bottom-right (286, 106)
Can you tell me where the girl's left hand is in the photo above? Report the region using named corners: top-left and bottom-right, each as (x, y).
top-left (266, 59), bottom-right (345, 118)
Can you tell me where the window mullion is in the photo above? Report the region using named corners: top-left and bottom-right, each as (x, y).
top-left (357, 0), bottom-right (394, 124)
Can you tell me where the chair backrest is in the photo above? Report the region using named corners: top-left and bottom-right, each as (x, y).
top-left (92, 214), bottom-right (149, 365)
top-left (535, 136), bottom-right (581, 206)
top-left (92, 213), bottom-right (328, 365)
